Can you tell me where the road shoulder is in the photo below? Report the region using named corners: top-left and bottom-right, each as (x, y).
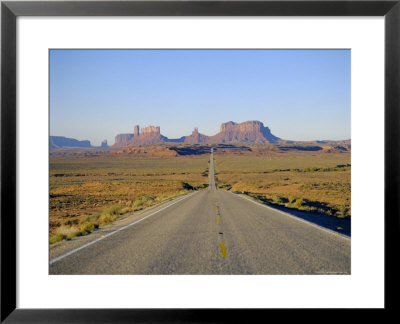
top-left (228, 191), bottom-right (351, 240)
top-left (49, 191), bottom-right (200, 262)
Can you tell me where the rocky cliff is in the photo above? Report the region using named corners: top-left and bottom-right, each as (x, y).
top-left (101, 140), bottom-right (108, 148)
top-left (209, 120), bottom-right (279, 144)
top-left (184, 128), bottom-right (209, 144)
top-left (113, 121), bottom-right (280, 147)
top-left (50, 136), bottom-right (92, 150)
top-left (114, 125), bottom-right (165, 146)
top-left (114, 134), bottom-right (133, 146)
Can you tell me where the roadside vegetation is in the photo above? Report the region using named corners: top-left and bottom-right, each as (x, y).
top-left (50, 144), bottom-right (351, 244)
top-left (214, 149), bottom-right (351, 219)
top-left (50, 155), bottom-right (209, 244)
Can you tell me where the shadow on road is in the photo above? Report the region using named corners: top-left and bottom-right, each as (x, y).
top-left (239, 194), bottom-right (351, 237)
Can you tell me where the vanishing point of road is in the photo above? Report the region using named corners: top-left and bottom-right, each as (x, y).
top-left (50, 148), bottom-right (350, 274)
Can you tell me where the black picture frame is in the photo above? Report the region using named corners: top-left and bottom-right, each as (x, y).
top-left (1, 0), bottom-right (399, 322)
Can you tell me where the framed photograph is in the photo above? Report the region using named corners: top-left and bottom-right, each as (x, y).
top-left (1, 0), bottom-right (399, 321)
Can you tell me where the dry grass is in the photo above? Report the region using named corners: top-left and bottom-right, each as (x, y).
top-left (214, 149), bottom-right (351, 218)
top-left (49, 144), bottom-right (351, 245)
top-left (50, 154), bottom-right (209, 243)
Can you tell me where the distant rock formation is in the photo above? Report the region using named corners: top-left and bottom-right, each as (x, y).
top-left (133, 125), bottom-right (140, 136)
top-left (50, 136), bottom-right (91, 150)
top-left (141, 126), bottom-right (160, 135)
top-left (208, 120), bottom-right (279, 144)
top-left (101, 140), bottom-right (108, 148)
top-left (184, 128), bottom-right (209, 144)
top-left (112, 121), bottom-right (280, 147)
top-left (130, 125), bottom-right (165, 145)
top-left (114, 134), bottom-right (133, 146)
top-left (114, 125), bottom-right (164, 146)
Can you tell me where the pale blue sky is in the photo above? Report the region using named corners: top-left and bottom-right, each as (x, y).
top-left (50, 49), bottom-right (350, 146)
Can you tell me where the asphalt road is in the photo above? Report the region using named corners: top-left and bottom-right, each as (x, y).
top-left (50, 148), bottom-right (350, 274)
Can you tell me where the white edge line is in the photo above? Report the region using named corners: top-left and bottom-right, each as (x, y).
top-left (230, 192), bottom-right (351, 241)
top-left (49, 191), bottom-right (199, 265)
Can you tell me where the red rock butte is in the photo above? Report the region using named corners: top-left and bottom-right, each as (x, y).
top-left (113, 121), bottom-right (280, 147)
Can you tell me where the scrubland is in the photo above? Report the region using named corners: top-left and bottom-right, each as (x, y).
top-left (50, 143), bottom-right (351, 244)
top-left (214, 148), bottom-right (351, 219)
top-left (50, 154), bottom-right (209, 244)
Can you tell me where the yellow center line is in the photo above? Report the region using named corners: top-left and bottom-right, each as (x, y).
top-left (219, 242), bottom-right (228, 257)
top-left (217, 217), bottom-right (220, 224)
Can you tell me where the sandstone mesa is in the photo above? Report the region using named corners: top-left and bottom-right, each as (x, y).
top-left (113, 120), bottom-right (280, 147)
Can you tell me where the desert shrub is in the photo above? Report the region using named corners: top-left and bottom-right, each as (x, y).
top-left (271, 195), bottom-right (284, 205)
top-left (99, 213), bottom-right (117, 224)
top-left (102, 205), bottom-right (121, 216)
top-left (285, 196), bottom-right (297, 208)
top-left (66, 230), bottom-right (84, 240)
top-left (133, 195), bottom-right (155, 209)
top-left (338, 205), bottom-right (350, 218)
top-left (63, 219), bottom-right (79, 226)
top-left (293, 198), bottom-right (305, 208)
top-left (133, 199), bottom-right (144, 208)
top-left (81, 212), bottom-right (101, 223)
top-left (121, 207), bottom-right (132, 214)
top-left (54, 224), bottom-right (80, 236)
top-left (49, 234), bottom-right (67, 244)
top-left (79, 222), bottom-right (96, 234)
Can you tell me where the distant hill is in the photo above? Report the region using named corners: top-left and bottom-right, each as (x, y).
top-left (113, 120), bottom-right (281, 147)
top-left (50, 136), bottom-right (91, 150)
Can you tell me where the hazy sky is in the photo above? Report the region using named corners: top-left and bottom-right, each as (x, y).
top-left (50, 49), bottom-right (350, 146)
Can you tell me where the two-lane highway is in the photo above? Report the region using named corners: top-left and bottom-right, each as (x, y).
top-left (50, 149), bottom-right (350, 274)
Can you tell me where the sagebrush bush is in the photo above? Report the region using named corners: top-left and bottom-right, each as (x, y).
top-left (271, 195), bottom-right (284, 204)
top-left (99, 213), bottom-right (116, 224)
top-left (133, 195), bottom-right (155, 209)
top-left (80, 222), bottom-right (96, 234)
top-left (121, 207), bottom-right (132, 214)
top-left (293, 198), bottom-right (304, 208)
top-left (81, 212), bottom-right (100, 223)
top-left (49, 234), bottom-right (67, 244)
top-left (102, 205), bottom-right (121, 216)
top-left (338, 205), bottom-right (350, 218)
top-left (66, 230), bottom-right (83, 240)
top-left (63, 219), bottom-right (79, 226)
